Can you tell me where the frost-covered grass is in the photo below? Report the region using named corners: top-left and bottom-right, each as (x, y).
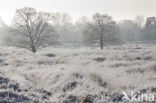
top-left (0, 44), bottom-right (156, 102)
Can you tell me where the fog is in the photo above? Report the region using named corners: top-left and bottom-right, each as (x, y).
top-left (0, 1), bottom-right (156, 103)
top-left (0, 0), bottom-right (156, 25)
top-left (0, 7), bottom-right (155, 51)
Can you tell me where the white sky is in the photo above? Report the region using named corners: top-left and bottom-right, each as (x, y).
top-left (0, 0), bottom-right (156, 25)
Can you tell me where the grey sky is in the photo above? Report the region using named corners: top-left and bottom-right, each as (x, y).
top-left (0, 0), bottom-right (156, 25)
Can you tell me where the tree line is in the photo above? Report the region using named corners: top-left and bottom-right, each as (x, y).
top-left (0, 7), bottom-right (155, 52)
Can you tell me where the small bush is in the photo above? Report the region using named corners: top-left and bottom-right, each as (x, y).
top-left (90, 73), bottom-right (107, 88)
top-left (45, 53), bottom-right (56, 57)
top-left (94, 57), bottom-right (106, 62)
top-left (0, 59), bottom-right (4, 63)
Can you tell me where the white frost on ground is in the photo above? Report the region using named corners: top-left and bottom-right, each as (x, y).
top-left (0, 44), bottom-right (156, 102)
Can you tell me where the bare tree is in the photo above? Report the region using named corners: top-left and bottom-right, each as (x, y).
top-left (119, 20), bottom-right (140, 43)
top-left (53, 12), bottom-right (72, 41)
top-left (10, 7), bottom-right (55, 53)
top-left (135, 15), bottom-right (144, 28)
top-left (134, 16), bottom-right (144, 44)
top-left (142, 17), bottom-right (156, 41)
top-left (93, 13), bottom-right (115, 49)
top-left (0, 18), bottom-right (10, 45)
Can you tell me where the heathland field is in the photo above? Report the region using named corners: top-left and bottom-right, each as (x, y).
top-left (0, 44), bottom-right (156, 102)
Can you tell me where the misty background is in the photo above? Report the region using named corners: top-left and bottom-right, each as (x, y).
top-left (0, 0), bottom-right (156, 25)
top-left (0, 1), bottom-right (156, 103)
top-left (0, 0), bottom-right (155, 52)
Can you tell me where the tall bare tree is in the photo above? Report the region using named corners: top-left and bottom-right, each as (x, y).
top-left (134, 15), bottom-right (144, 44)
top-left (142, 17), bottom-right (156, 41)
top-left (135, 15), bottom-right (144, 28)
top-left (53, 12), bottom-right (72, 41)
top-left (93, 13), bottom-right (115, 49)
top-left (10, 7), bottom-right (55, 53)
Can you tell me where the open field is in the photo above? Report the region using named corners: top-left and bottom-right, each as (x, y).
top-left (0, 44), bottom-right (156, 102)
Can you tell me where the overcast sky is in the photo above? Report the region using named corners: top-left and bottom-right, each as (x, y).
top-left (0, 0), bottom-right (156, 25)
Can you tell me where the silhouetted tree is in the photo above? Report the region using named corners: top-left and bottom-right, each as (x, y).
top-left (134, 16), bottom-right (144, 43)
top-left (119, 20), bottom-right (140, 43)
top-left (53, 12), bottom-right (73, 41)
top-left (135, 15), bottom-right (144, 28)
top-left (142, 17), bottom-right (156, 41)
top-left (93, 13), bottom-right (118, 49)
top-left (8, 7), bottom-right (56, 53)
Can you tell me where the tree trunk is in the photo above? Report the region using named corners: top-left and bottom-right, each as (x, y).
top-left (31, 46), bottom-right (36, 53)
top-left (30, 38), bottom-right (36, 53)
top-left (100, 29), bottom-right (103, 50)
top-left (29, 34), bottom-right (37, 53)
